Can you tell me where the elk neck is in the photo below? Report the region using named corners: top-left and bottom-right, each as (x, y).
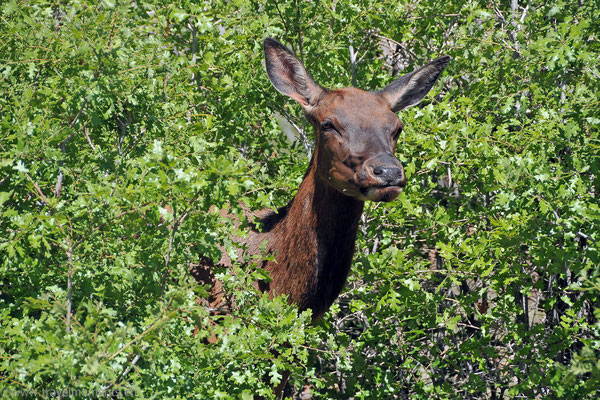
top-left (256, 157), bottom-right (365, 319)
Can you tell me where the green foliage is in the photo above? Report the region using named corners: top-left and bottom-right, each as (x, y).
top-left (1, 0), bottom-right (599, 399)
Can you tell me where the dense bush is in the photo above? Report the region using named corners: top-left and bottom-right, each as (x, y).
top-left (1, 0), bottom-right (599, 398)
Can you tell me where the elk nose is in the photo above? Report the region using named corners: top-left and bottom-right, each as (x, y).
top-left (372, 165), bottom-right (406, 187)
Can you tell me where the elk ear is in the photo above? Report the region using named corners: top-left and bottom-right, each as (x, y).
top-left (263, 38), bottom-right (323, 108)
top-left (378, 56), bottom-right (450, 112)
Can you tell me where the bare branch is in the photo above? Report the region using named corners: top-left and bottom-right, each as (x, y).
top-left (275, 109), bottom-right (313, 159)
top-left (24, 171), bottom-right (50, 206)
top-left (121, 126), bottom-right (147, 159)
top-left (83, 127), bottom-right (97, 153)
top-left (66, 244), bottom-right (73, 333)
top-left (162, 70), bottom-right (169, 101)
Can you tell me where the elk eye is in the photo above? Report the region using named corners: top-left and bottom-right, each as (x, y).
top-left (320, 121), bottom-right (335, 131)
top-left (392, 127), bottom-right (402, 140)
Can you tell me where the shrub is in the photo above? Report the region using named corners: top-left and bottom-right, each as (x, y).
top-left (1, 1), bottom-right (598, 398)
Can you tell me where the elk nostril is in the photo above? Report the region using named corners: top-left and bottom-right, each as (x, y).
top-left (373, 166), bottom-right (383, 175)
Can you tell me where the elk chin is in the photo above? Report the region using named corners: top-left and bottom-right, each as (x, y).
top-left (362, 185), bottom-right (402, 202)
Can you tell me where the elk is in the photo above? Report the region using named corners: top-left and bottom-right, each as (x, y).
top-left (195, 37), bottom-right (448, 388)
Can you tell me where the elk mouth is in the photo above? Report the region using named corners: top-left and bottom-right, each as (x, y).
top-left (360, 184), bottom-right (404, 202)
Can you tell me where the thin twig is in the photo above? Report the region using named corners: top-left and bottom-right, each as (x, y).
top-left (162, 70), bottom-right (168, 101)
top-left (83, 127), bottom-right (96, 153)
top-left (295, 0), bottom-right (304, 62)
top-left (117, 115), bottom-right (128, 155)
top-left (102, 344), bottom-right (149, 393)
top-left (105, 310), bottom-right (176, 362)
top-left (160, 188), bottom-right (203, 297)
top-left (55, 102), bottom-right (88, 198)
top-left (73, 202), bottom-right (152, 250)
top-left (271, 0), bottom-right (291, 36)
top-left (161, 217), bottom-right (180, 298)
top-left (121, 127), bottom-right (146, 159)
top-left (66, 244), bottom-right (74, 333)
top-left (54, 142), bottom-right (66, 198)
top-left (24, 172), bottom-right (50, 206)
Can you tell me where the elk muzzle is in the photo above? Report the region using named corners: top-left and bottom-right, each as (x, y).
top-left (358, 153), bottom-right (406, 202)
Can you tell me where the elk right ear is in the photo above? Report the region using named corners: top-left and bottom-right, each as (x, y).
top-left (263, 38), bottom-right (323, 108)
top-left (378, 55), bottom-right (450, 112)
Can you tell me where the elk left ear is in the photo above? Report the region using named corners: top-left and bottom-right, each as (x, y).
top-left (263, 37), bottom-right (323, 108)
top-left (377, 56), bottom-right (450, 112)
